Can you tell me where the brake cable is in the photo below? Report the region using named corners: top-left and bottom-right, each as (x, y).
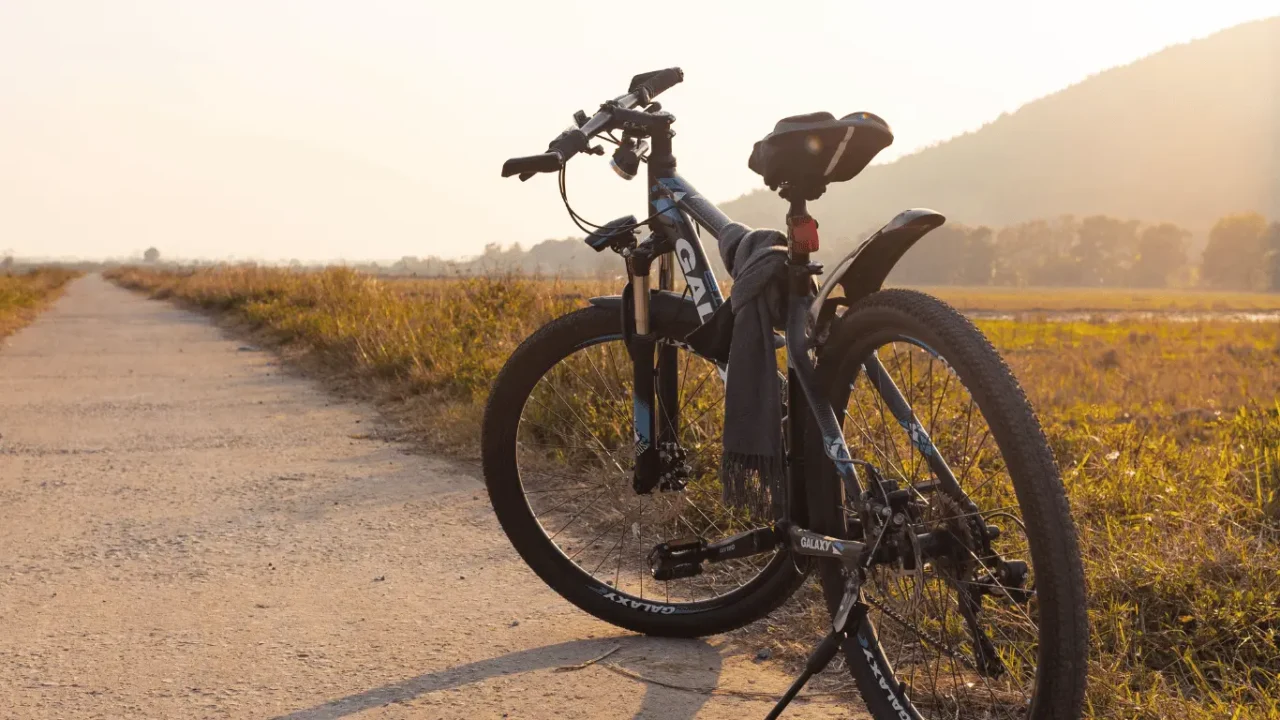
top-left (557, 164), bottom-right (666, 237)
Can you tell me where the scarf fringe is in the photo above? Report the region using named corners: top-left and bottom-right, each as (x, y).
top-left (721, 452), bottom-right (787, 520)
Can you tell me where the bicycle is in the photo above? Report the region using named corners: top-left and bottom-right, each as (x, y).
top-left (482, 68), bottom-right (1087, 719)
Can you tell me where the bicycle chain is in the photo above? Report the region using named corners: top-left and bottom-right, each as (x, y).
top-left (862, 589), bottom-right (979, 673)
top-left (853, 491), bottom-right (980, 673)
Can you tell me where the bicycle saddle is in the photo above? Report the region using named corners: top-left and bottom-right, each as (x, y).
top-left (748, 112), bottom-right (893, 192)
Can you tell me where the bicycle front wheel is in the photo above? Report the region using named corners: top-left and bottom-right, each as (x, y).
top-left (482, 305), bottom-right (804, 637)
top-left (807, 289), bottom-right (1087, 720)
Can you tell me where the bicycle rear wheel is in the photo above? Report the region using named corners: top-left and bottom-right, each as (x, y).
top-left (807, 289), bottom-right (1087, 720)
top-left (482, 305), bottom-right (804, 637)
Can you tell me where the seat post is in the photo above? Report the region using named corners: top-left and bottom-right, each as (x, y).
top-left (785, 194), bottom-right (821, 266)
top-left (786, 197), bottom-right (808, 265)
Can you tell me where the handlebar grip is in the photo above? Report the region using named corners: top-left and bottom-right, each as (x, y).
top-left (502, 152), bottom-right (563, 178)
top-left (628, 67), bottom-right (683, 104)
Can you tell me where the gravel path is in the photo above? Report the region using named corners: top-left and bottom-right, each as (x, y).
top-left (0, 276), bottom-right (859, 719)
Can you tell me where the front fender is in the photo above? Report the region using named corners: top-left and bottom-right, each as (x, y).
top-left (589, 290), bottom-right (701, 330)
top-left (809, 209), bottom-right (945, 327)
top-left (590, 290), bottom-right (735, 363)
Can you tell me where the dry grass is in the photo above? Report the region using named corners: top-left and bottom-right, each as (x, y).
top-left (0, 268), bottom-right (80, 339)
top-left (106, 265), bottom-right (1280, 718)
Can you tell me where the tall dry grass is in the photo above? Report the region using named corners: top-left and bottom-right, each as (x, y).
top-left (0, 268), bottom-right (80, 338)
top-left (106, 265), bottom-right (1280, 718)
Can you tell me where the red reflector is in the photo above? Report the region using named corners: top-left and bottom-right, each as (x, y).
top-left (788, 215), bottom-right (820, 253)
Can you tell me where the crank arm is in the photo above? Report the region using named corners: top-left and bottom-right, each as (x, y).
top-left (787, 526), bottom-right (866, 569)
top-left (649, 526), bottom-right (782, 580)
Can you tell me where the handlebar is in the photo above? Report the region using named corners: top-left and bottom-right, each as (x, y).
top-left (501, 152), bottom-right (563, 179)
top-left (502, 67), bottom-right (683, 181)
top-left (628, 68), bottom-right (683, 105)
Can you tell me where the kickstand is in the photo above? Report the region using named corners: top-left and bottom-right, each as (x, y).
top-left (765, 575), bottom-right (867, 719)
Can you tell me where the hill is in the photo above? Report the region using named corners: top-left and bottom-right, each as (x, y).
top-left (390, 18), bottom-right (1280, 288)
top-left (720, 16), bottom-right (1280, 246)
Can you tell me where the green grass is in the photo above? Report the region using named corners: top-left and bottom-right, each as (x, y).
top-left (0, 268), bottom-right (80, 339)
top-left (106, 265), bottom-right (1280, 718)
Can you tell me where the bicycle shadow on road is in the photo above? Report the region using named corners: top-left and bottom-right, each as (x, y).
top-left (272, 635), bottom-right (723, 719)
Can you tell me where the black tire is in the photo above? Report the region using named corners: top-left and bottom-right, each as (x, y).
top-left (806, 289), bottom-right (1087, 720)
top-left (482, 305), bottom-right (805, 637)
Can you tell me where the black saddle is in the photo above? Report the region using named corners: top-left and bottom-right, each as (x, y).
top-left (748, 112), bottom-right (893, 194)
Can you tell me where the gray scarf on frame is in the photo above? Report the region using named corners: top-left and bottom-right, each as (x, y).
top-left (715, 221), bottom-right (788, 518)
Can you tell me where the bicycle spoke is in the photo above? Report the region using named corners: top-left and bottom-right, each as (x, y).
top-left (522, 395), bottom-right (621, 471)
top-left (523, 484), bottom-right (605, 495)
top-left (890, 343), bottom-right (924, 485)
top-left (840, 335), bottom-right (1044, 718)
top-left (511, 330), bottom-right (778, 610)
top-left (582, 513), bottom-right (628, 577)
top-left (547, 488), bottom-right (609, 540)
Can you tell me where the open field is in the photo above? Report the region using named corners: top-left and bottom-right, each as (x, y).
top-left (921, 286), bottom-right (1280, 315)
top-left (105, 265), bottom-right (1280, 718)
top-left (0, 268), bottom-right (80, 338)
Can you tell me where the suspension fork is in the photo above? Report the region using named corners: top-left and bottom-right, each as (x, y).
top-left (628, 255), bottom-right (659, 494)
top-left (656, 253), bottom-right (679, 451)
top-left (627, 244), bottom-right (679, 494)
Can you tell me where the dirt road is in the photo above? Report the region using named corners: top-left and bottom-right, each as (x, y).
top-left (0, 276), bottom-right (859, 719)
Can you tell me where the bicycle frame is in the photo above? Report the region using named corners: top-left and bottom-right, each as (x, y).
top-left (621, 131), bottom-right (968, 550)
top-left (626, 136), bottom-right (834, 522)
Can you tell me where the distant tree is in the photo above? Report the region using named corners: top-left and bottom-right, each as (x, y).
top-left (991, 222), bottom-right (1044, 286)
top-left (1074, 216), bottom-right (1139, 286)
top-left (1266, 222), bottom-right (1280, 291)
top-left (1130, 223), bottom-right (1190, 287)
top-left (0, 254), bottom-right (12, 272)
top-left (955, 227), bottom-right (996, 285)
top-left (1201, 213), bottom-right (1269, 290)
top-left (891, 225), bottom-right (967, 284)
top-left (889, 224), bottom-right (995, 286)
top-left (994, 217), bottom-right (1079, 286)
top-left (143, 247), bottom-right (161, 263)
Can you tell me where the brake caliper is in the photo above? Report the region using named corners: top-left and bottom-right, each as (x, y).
top-left (656, 441), bottom-right (692, 491)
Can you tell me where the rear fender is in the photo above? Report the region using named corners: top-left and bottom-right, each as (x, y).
top-left (809, 209), bottom-right (946, 331)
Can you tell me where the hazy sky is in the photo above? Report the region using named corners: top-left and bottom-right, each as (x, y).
top-left (2, 2), bottom-right (1276, 261)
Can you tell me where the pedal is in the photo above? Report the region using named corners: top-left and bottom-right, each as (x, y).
top-left (652, 562), bottom-right (703, 581)
top-left (652, 537), bottom-right (705, 557)
top-left (648, 537), bottom-right (706, 581)
top-left (648, 528), bottom-right (781, 581)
